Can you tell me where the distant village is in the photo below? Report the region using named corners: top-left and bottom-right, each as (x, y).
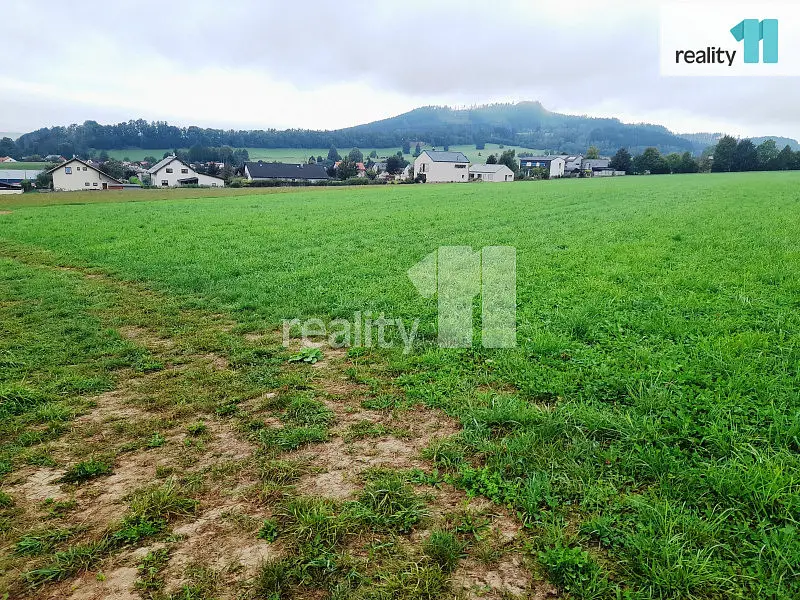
top-left (0, 143), bottom-right (626, 194)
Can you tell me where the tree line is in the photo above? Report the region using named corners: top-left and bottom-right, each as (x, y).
top-left (608, 136), bottom-right (800, 175)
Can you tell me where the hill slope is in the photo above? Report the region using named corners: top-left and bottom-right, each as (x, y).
top-left (12, 102), bottom-right (792, 158)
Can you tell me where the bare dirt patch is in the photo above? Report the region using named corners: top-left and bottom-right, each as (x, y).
top-left (0, 210), bottom-right (13, 215)
top-left (118, 325), bottom-right (176, 350)
top-left (453, 556), bottom-right (557, 600)
top-left (7, 467), bottom-right (65, 502)
top-left (295, 469), bottom-right (361, 500)
top-left (163, 504), bottom-right (280, 596)
top-left (55, 565), bottom-right (140, 600)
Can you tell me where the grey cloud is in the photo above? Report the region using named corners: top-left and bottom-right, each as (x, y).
top-left (2, 0), bottom-right (799, 138)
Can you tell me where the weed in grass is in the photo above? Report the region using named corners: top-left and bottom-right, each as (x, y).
top-left (258, 459), bottom-right (309, 485)
top-left (282, 395), bottom-right (334, 427)
top-left (538, 544), bottom-right (611, 599)
top-left (288, 347), bottom-right (323, 364)
top-left (135, 547), bottom-right (170, 593)
top-left (344, 420), bottom-right (389, 441)
top-left (147, 432), bottom-right (166, 448)
top-left (253, 559), bottom-right (294, 599)
top-left (23, 540), bottom-right (108, 586)
top-left (0, 491), bottom-right (12, 507)
top-left (422, 530), bottom-right (466, 573)
top-left (356, 560), bottom-right (449, 600)
top-left (356, 474), bottom-right (427, 533)
top-left (58, 459), bottom-right (112, 483)
top-left (258, 426), bottom-right (328, 451)
top-left (258, 518), bottom-right (279, 542)
top-left (279, 497), bottom-right (354, 553)
top-left (186, 421), bottom-right (207, 436)
top-left (14, 527), bottom-right (78, 556)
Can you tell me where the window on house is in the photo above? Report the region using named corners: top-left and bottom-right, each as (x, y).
top-left (181, 168), bottom-right (188, 174)
top-left (93, 182), bottom-right (98, 186)
top-left (161, 180), bottom-right (169, 186)
top-left (211, 183), bottom-right (217, 187)
top-left (83, 167), bottom-right (88, 171)
top-left (166, 168), bottom-right (173, 173)
top-left (65, 167), bottom-right (72, 174)
top-left (85, 182), bottom-right (90, 186)
top-left (455, 164), bottom-right (466, 169)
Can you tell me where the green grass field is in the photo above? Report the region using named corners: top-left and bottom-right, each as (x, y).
top-left (103, 144), bottom-right (539, 164)
top-left (0, 162), bottom-right (48, 171)
top-left (1, 174), bottom-right (798, 599)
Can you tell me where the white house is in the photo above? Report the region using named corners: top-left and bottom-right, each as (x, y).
top-left (147, 156), bottom-right (225, 188)
top-left (413, 150), bottom-right (470, 183)
top-left (469, 164), bottom-right (514, 182)
top-left (0, 157), bottom-right (17, 163)
top-left (519, 156), bottom-right (565, 178)
top-left (48, 158), bottom-right (122, 192)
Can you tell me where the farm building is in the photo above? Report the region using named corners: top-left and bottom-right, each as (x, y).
top-left (562, 155), bottom-right (583, 174)
top-left (468, 164), bottom-right (515, 182)
top-left (244, 161), bottom-right (329, 183)
top-left (519, 156), bottom-right (565, 178)
top-left (0, 156), bottom-right (17, 163)
top-left (0, 181), bottom-right (22, 195)
top-left (48, 158), bottom-right (122, 191)
top-left (148, 156), bottom-right (225, 188)
top-left (0, 169), bottom-right (43, 185)
top-left (581, 158), bottom-right (611, 174)
top-left (413, 150), bottom-right (470, 183)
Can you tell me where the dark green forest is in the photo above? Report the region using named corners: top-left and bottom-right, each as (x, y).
top-left (4, 102), bottom-right (705, 159)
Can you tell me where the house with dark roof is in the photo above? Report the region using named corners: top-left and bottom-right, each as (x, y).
top-left (412, 150), bottom-right (470, 183)
top-left (519, 156), bottom-right (565, 178)
top-left (244, 161), bottom-right (329, 183)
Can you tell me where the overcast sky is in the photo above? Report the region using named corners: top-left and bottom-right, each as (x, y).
top-left (2, 0), bottom-right (798, 139)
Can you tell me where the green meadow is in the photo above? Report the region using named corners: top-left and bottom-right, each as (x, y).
top-left (103, 143), bottom-right (537, 164)
top-left (0, 162), bottom-right (48, 171)
top-left (1, 173), bottom-right (798, 599)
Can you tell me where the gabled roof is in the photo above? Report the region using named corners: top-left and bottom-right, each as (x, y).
top-left (46, 158), bottom-right (122, 182)
top-left (420, 150), bottom-right (469, 163)
top-left (147, 155), bottom-right (189, 174)
top-left (520, 155), bottom-right (563, 163)
top-left (470, 164), bottom-right (512, 173)
top-left (245, 161), bottom-right (329, 180)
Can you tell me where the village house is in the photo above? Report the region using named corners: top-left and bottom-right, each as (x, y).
top-left (244, 161), bottom-right (329, 183)
top-left (562, 155), bottom-right (583, 174)
top-left (148, 156), bottom-right (225, 188)
top-left (519, 156), bottom-right (565, 178)
top-left (0, 156), bottom-right (17, 163)
top-left (334, 161), bottom-right (367, 178)
top-left (468, 164), bottom-right (515, 182)
top-left (580, 158), bottom-right (611, 176)
top-left (413, 150), bottom-right (470, 183)
top-left (48, 158), bottom-right (122, 191)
